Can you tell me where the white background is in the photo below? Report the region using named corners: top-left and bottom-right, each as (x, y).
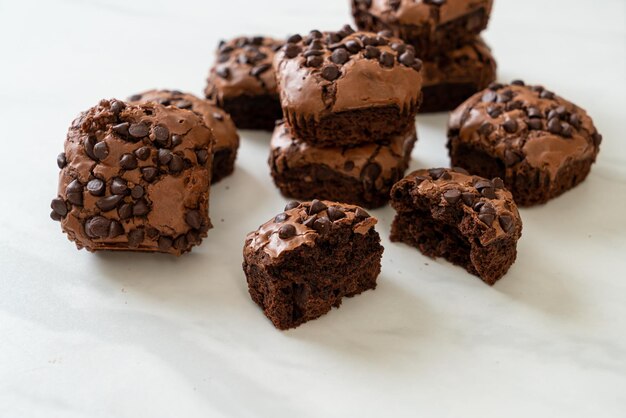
top-left (1, 0), bottom-right (625, 417)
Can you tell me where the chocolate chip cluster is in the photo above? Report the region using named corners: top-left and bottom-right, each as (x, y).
top-left (214, 36), bottom-right (282, 83)
top-left (51, 99), bottom-right (212, 254)
top-left (275, 199), bottom-right (371, 240)
top-left (281, 25), bottom-right (423, 82)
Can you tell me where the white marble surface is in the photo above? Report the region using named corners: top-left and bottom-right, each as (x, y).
top-left (1, 0), bottom-right (626, 416)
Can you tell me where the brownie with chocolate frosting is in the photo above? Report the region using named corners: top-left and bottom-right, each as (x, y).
top-left (448, 81), bottom-right (603, 206)
top-left (204, 36), bottom-right (283, 131)
top-left (243, 200), bottom-right (383, 330)
top-left (420, 37), bottom-right (496, 113)
top-left (274, 26), bottom-right (423, 147)
top-left (351, 0), bottom-right (494, 59)
top-left (129, 89), bottom-right (240, 183)
top-left (51, 99), bottom-right (214, 255)
top-left (390, 167), bottom-right (522, 285)
top-left (269, 121), bottom-right (417, 208)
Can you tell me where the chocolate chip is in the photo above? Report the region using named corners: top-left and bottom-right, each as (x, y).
top-left (379, 51), bottom-right (394, 68)
top-left (478, 213), bottom-right (495, 226)
top-left (284, 201), bottom-right (300, 211)
top-left (303, 215), bottom-right (317, 228)
top-left (309, 30), bottom-right (323, 39)
top-left (474, 179), bottom-right (493, 191)
top-left (251, 63), bottom-right (271, 78)
top-left (327, 207), bottom-right (346, 222)
top-left (84, 136), bottom-right (96, 159)
top-left (131, 185), bottom-right (144, 199)
top-left (65, 179), bottom-right (83, 205)
top-left (452, 167), bottom-right (469, 175)
top-left (569, 113), bottom-right (581, 128)
top-left (153, 125), bottom-right (170, 146)
top-left (128, 94), bottom-right (142, 102)
top-left (363, 45), bottom-right (380, 59)
top-left (561, 123), bottom-right (573, 138)
top-left (93, 141), bottom-right (109, 161)
top-left (278, 224), bottom-right (297, 239)
top-left (169, 154), bottom-right (184, 173)
top-left (287, 34), bottom-right (302, 43)
top-left (499, 215), bottom-right (514, 233)
top-left (216, 66), bottom-right (230, 79)
top-left (306, 55), bottom-right (323, 68)
top-left (527, 107), bottom-right (542, 118)
top-left (321, 64), bottom-right (340, 81)
top-left (527, 119), bottom-right (543, 130)
top-left (141, 167), bottom-right (158, 182)
top-left (548, 118), bottom-right (562, 134)
top-left (275, 213), bottom-right (288, 223)
top-left (51, 198), bottom-right (68, 217)
top-left (118, 203), bottom-right (133, 220)
top-left (330, 48), bottom-right (349, 64)
top-left (158, 236), bottom-right (173, 251)
top-left (355, 208), bottom-right (370, 220)
top-left (174, 235), bottom-right (188, 251)
top-left (284, 43), bottom-right (301, 59)
top-left (96, 195), bottom-right (124, 212)
top-left (461, 192), bottom-right (475, 206)
top-left (131, 199), bottom-right (148, 217)
top-left (443, 189), bottom-right (461, 204)
top-left (487, 106), bottom-right (503, 118)
top-left (176, 100), bottom-right (192, 110)
top-left (127, 229), bottom-right (144, 248)
top-left (399, 51), bottom-right (415, 66)
top-left (493, 177), bottom-right (505, 189)
top-left (119, 153), bottom-right (138, 170)
top-left (129, 123), bottom-right (150, 138)
top-left (540, 90), bottom-right (555, 100)
top-left (109, 220), bottom-right (124, 238)
top-left (133, 146), bottom-right (150, 161)
top-left (362, 162), bottom-right (382, 182)
top-left (85, 216), bottom-right (111, 238)
top-left (593, 132), bottom-right (603, 146)
top-left (504, 149), bottom-right (522, 166)
top-left (479, 122), bottom-right (494, 135)
top-left (428, 168), bottom-right (451, 180)
top-left (195, 149), bottom-right (209, 165)
top-left (344, 160), bottom-right (355, 171)
top-left (313, 217), bottom-right (331, 234)
top-left (309, 199), bottom-right (328, 215)
top-left (497, 90), bottom-right (513, 103)
top-left (488, 82), bottom-right (503, 91)
top-left (345, 40), bottom-right (362, 53)
top-left (110, 177), bottom-right (128, 195)
top-left (503, 119), bottom-right (518, 133)
top-left (110, 100), bottom-right (124, 115)
top-left (511, 80), bottom-right (525, 86)
top-left (412, 59), bottom-right (423, 72)
top-left (85, 178), bottom-right (104, 196)
top-left (158, 149), bottom-right (172, 165)
top-left (57, 153), bottom-right (67, 169)
top-left (482, 90), bottom-right (497, 103)
top-left (185, 210), bottom-right (202, 230)
top-left (390, 42), bottom-right (406, 54)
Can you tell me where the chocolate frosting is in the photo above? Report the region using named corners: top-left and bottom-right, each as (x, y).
top-left (422, 36), bottom-right (496, 88)
top-left (448, 82), bottom-right (602, 180)
top-left (129, 89), bottom-right (240, 157)
top-left (274, 27), bottom-right (423, 120)
top-left (51, 99), bottom-right (214, 255)
top-left (205, 36), bottom-right (283, 103)
top-left (357, 0), bottom-right (494, 27)
top-left (270, 121), bottom-right (416, 189)
top-left (245, 200), bottom-right (378, 259)
top-left (392, 168), bottom-right (522, 246)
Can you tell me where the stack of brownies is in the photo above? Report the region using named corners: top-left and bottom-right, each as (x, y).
top-left (351, 0), bottom-right (496, 112)
top-left (269, 25), bottom-right (424, 208)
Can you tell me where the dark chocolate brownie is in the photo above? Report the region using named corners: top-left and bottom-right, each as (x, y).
top-left (51, 99), bottom-right (214, 255)
top-left (204, 36), bottom-right (283, 131)
top-left (274, 26), bottom-right (423, 147)
top-left (129, 89), bottom-right (240, 183)
top-left (390, 168), bottom-right (522, 285)
top-left (448, 81), bottom-right (603, 206)
top-left (243, 200), bottom-right (384, 330)
top-left (420, 37), bottom-right (496, 113)
top-left (351, 0), bottom-right (493, 58)
top-left (269, 121), bottom-right (417, 208)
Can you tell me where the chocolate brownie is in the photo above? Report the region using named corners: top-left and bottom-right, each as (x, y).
top-left (390, 168), bottom-right (522, 285)
top-left (129, 89), bottom-right (240, 183)
top-left (50, 99), bottom-right (214, 255)
top-left (420, 37), bottom-right (496, 113)
top-left (269, 121), bottom-right (417, 208)
top-left (274, 26), bottom-right (423, 147)
top-left (448, 81), bottom-right (603, 206)
top-left (204, 36), bottom-right (283, 131)
top-left (243, 200), bottom-right (383, 330)
top-left (351, 0), bottom-right (494, 58)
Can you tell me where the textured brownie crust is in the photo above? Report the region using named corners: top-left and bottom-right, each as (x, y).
top-left (420, 37), bottom-right (497, 113)
top-left (51, 100), bottom-right (214, 255)
top-left (205, 36), bottom-right (283, 131)
top-left (274, 26), bottom-right (423, 146)
top-left (448, 81), bottom-right (603, 206)
top-left (270, 122), bottom-right (417, 208)
top-left (351, 0), bottom-right (493, 58)
top-left (243, 200), bottom-right (383, 330)
top-left (129, 89), bottom-right (240, 183)
top-left (390, 168), bottom-right (522, 285)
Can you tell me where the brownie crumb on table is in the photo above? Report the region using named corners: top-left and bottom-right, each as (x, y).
top-left (448, 81), bottom-right (602, 206)
top-left (129, 89), bottom-right (240, 183)
top-left (274, 25), bottom-right (423, 147)
top-left (269, 121), bottom-right (417, 208)
top-left (205, 36), bottom-right (284, 131)
top-left (390, 167), bottom-right (522, 285)
top-left (243, 200), bottom-right (384, 330)
top-left (51, 99), bottom-right (214, 255)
